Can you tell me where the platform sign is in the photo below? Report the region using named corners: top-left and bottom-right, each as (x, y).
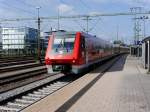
top-left (134, 40), bottom-right (142, 45)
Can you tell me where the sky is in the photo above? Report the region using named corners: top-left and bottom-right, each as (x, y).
top-left (0, 0), bottom-right (150, 44)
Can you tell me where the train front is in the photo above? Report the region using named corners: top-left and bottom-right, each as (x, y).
top-left (45, 31), bottom-right (81, 74)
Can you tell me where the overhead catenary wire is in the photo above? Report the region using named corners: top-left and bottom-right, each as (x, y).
top-left (73, 19), bottom-right (85, 31)
top-left (58, 0), bottom-right (66, 4)
top-left (88, 17), bottom-right (101, 32)
top-left (40, 20), bottom-right (53, 31)
top-left (79, 0), bottom-right (91, 10)
top-left (15, 0), bottom-right (37, 8)
top-left (57, 0), bottom-right (99, 33)
top-left (0, 11), bottom-right (150, 22)
top-left (0, 1), bottom-right (36, 16)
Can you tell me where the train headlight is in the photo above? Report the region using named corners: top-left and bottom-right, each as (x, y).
top-left (72, 60), bottom-right (76, 63)
top-left (46, 58), bottom-right (51, 64)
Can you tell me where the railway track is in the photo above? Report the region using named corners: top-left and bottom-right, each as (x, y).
top-left (0, 74), bottom-right (79, 112)
top-left (0, 55), bottom-right (121, 112)
top-left (0, 62), bottom-right (44, 73)
top-left (0, 60), bottom-right (44, 67)
top-left (0, 73), bottom-right (65, 112)
top-left (0, 57), bottom-right (46, 94)
top-left (0, 66), bottom-right (47, 93)
top-left (0, 57), bottom-right (44, 68)
top-left (0, 57), bottom-right (34, 63)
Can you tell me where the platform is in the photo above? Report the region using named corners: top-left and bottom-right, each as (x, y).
top-left (23, 55), bottom-right (150, 112)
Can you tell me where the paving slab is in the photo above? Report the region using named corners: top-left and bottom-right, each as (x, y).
top-left (67, 55), bottom-right (150, 112)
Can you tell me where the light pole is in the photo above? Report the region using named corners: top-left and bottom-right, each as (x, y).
top-left (140, 16), bottom-right (148, 39)
top-left (135, 16), bottom-right (148, 57)
top-left (36, 6), bottom-right (42, 63)
top-left (130, 7), bottom-right (142, 45)
top-left (58, 8), bottom-right (60, 31)
top-left (116, 24), bottom-right (119, 41)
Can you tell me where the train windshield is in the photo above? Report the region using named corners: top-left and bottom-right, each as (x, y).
top-left (52, 34), bottom-right (75, 54)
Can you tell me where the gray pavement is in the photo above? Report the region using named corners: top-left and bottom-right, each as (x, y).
top-left (68, 55), bottom-right (150, 112)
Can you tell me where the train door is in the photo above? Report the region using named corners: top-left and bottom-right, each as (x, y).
top-left (81, 36), bottom-right (87, 64)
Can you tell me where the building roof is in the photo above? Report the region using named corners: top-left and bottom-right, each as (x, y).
top-left (142, 36), bottom-right (150, 42)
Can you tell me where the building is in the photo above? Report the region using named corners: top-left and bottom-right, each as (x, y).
top-left (142, 36), bottom-right (149, 70)
top-left (1, 27), bottom-right (38, 56)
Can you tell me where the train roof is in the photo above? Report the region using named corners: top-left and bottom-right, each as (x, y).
top-left (51, 31), bottom-right (112, 45)
top-left (52, 30), bottom-right (76, 36)
top-left (52, 31), bottom-right (98, 37)
top-left (52, 31), bottom-right (102, 39)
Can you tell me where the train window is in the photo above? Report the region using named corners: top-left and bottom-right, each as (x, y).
top-left (52, 34), bottom-right (75, 54)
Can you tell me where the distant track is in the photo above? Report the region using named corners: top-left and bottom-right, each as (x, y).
top-left (0, 66), bottom-right (47, 93)
top-left (0, 57), bottom-right (34, 62)
top-left (0, 58), bottom-right (44, 67)
top-left (0, 62), bottom-right (44, 73)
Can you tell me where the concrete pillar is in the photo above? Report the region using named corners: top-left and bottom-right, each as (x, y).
top-left (137, 45), bottom-right (140, 57)
top-left (144, 43), bottom-right (146, 68)
top-left (130, 47), bottom-right (132, 55)
top-left (142, 43), bottom-right (146, 68)
top-left (148, 41), bottom-right (150, 72)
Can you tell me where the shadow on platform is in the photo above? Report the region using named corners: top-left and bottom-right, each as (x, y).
top-left (107, 54), bottom-right (127, 72)
top-left (89, 54), bottom-right (127, 74)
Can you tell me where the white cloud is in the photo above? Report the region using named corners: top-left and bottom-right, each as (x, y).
top-left (57, 4), bottom-right (74, 14)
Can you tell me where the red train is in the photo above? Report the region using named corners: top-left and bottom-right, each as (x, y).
top-left (45, 31), bottom-right (114, 74)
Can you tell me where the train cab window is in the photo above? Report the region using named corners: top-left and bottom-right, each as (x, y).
top-left (52, 34), bottom-right (75, 54)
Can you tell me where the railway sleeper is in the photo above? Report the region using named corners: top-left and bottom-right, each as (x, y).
top-left (38, 89), bottom-right (54, 93)
top-left (6, 103), bottom-right (24, 109)
top-left (22, 96), bottom-right (40, 101)
top-left (15, 99), bottom-right (34, 104)
top-left (7, 102), bottom-right (28, 108)
top-left (51, 82), bottom-right (69, 86)
top-left (0, 105), bottom-right (20, 111)
top-left (28, 93), bottom-right (45, 98)
top-left (42, 86), bottom-right (60, 90)
top-left (42, 86), bottom-right (60, 91)
top-left (46, 82), bottom-right (69, 88)
top-left (33, 91), bottom-right (50, 95)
